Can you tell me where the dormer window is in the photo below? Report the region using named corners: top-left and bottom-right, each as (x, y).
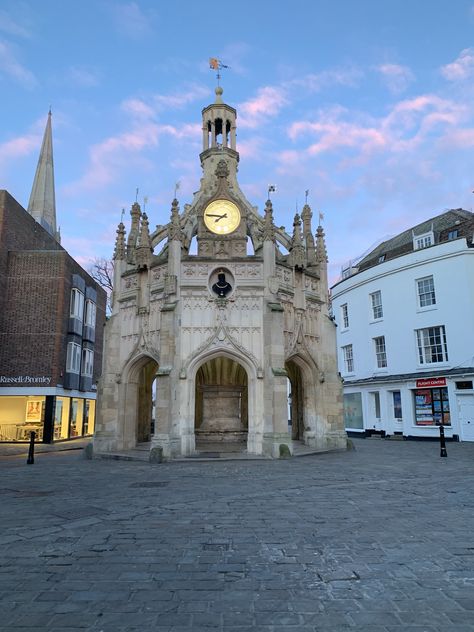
top-left (448, 229), bottom-right (458, 240)
top-left (414, 232), bottom-right (433, 250)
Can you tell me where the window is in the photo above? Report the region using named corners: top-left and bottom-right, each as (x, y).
top-left (85, 300), bottom-right (96, 328)
top-left (448, 229), bottom-right (458, 240)
top-left (66, 342), bottom-right (81, 373)
top-left (417, 276), bottom-right (436, 308)
top-left (370, 290), bottom-right (383, 319)
top-left (374, 336), bottom-right (387, 368)
top-left (378, 254), bottom-right (386, 263)
top-left (342, 344), bottom-right (354, 373)
top-left (81, 348), bottom-right (94, 377)
top-left (414, 387), bottom-right (450, 425)
top-left (416, 326), bottom-right (448, 364)
top-left (392, 391), bottom-right (402, 419)
top-left (341, 303), bottom-right (349, 329)
top-left (414, 233), bottom-right (433, 249)
top-left (70, 288), bottom-right (84, 320)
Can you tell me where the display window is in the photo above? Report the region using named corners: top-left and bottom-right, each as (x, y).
top-left (343, 392), bottom-right (364, 429)
top-left (414, 387), bottom-right (450, 426)
top-left (0, 396), bottom-right (46, 441)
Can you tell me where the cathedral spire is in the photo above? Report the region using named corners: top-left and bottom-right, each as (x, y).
top-left (28, 110), bottom-right (59, 241)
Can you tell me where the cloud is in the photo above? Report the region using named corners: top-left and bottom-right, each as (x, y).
top-left (238, 86), bottom-right (289, 129)
top-left (109, 1), bottom-right (156, 38)
top-left (68, 66), bottom-right (101, 88)
top-left (153, 84), bottom-right (210, 110)
top-left (0, 39), bottom-right (36, 88)
top-left (0, 133), bottom-right (40, 168)
top-left (376, 63), bottom-right (415, 94)
top-left (0, 10), bottom-right (31, 38)
top-left (291, 66), bottom-right (364, 92)
top-left (440, 48), bottom-right (474, 81)
top-left (122, 98), bottom-right (156, 119)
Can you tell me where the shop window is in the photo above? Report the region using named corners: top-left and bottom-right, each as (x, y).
top-left (70, 288), bottom-right (85, 320)
top-left (342, 344), bottom-right (354, 373)
top-left (392, 391), bottom-right (402, 419)
top-left (416, 326), bottom-right (448, 364)
top-left (414, 387), bottom-right (450, 425)
top-left (417, 276), bottom-right (436, 308)
top-left (374, 336), bottom-right (387, 368)
top-left (66, 342), bottom-right (81, 373)
top-left (341, 303), bottom-right (349, 329)
top-left (54, 397), bottom-right (69, 439)
top-left (85, 300), bottom-right (96, 328)
top-left (81, 348), bottom-right (94, 377)
top-left (370, 290), bottom-right (383, 320)
top-left (69, 398), bottom-right (84, 437)
top-left (343, 393), bottom-right (363, 429)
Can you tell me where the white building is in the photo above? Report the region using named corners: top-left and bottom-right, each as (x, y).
top-left (331, 209), bottom-right (474, 442)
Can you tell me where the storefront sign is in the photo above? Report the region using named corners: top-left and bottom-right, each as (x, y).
top-left (416, 377), bottom-right (446, 388)
top-left (0, 376), bottom-right (52, 385)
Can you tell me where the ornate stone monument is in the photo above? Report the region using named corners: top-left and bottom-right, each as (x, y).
top-left (94, 86), bottom-right (347, 458)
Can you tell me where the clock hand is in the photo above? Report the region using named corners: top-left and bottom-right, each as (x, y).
top-left (205, 213), bottom-right (224, 218)
top-left (214, 213), bottom-right (228, 223)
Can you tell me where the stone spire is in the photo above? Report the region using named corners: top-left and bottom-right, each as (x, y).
top-left (168, 198), bottom-right (182, 242)
top-left (113, 222), bottom-right (126, 261)
top-left (126, 201), bottom-right (141, 263)
top-left (27, 110), bottom-right (59, 241)
top-left (289, 213), bottom-right (305, 269)
top-left (301, 203), bottom-right (316, 266)
top-left (135, 212), bottom-right (152, 269)
top-left (263, 199), bottom-right (276, 242)
top-left (315, 224), bottom-right (328, 264)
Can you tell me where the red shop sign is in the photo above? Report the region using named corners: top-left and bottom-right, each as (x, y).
top-left (416, 377), bottom-right (447, 388)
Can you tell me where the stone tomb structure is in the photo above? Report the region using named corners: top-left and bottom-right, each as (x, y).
top-left (94, 87), bottom-right (346, 458)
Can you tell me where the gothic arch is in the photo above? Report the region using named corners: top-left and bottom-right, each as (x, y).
top-left (119, 352), bottom-right (159, 447)
top-left (285, 353), bottom-right (318, 440)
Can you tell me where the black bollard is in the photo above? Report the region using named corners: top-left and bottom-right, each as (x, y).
top-left (26, 431), bottom-right (35, 465)
top-left (439, 423), bottom-right (447, 458)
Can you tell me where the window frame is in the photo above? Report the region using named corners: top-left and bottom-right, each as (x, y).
top-left (415, 325), bottom-right (449, 365)
top-left (70, 288), bottom-right (85, 320)
top-left (416, 276), bottom-right (436, 308)
top-left (84, 299), bottom-right (97, 328)
top-left (374, 336), bottom-right (387, 368)
top-left (341, 303), bottom-right (349, 329)
top-left (81, 348), bottom-right (94, 377)
top-left (370, 290), bottom-right (383, 320)
top-left (66, 341), bottom-right (81, 374)
top-left (342, 344), bottom-right (354, 373)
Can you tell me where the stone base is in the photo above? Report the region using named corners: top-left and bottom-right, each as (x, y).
top-left (262, 432), bottom-right (293, 458)
top-left (195, 430), bottom-right (247, 443)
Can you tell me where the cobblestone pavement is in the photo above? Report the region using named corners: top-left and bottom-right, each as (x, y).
top-left (1, 438), bottom-right (474, 631)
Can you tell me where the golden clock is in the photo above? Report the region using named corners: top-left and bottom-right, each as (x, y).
top-left (203, 199), bottom-right (241, 235)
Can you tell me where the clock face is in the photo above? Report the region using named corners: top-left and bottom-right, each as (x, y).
top-left (203, 199), bottom-right (241, 235)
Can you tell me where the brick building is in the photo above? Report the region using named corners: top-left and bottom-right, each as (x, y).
top-left (0, 113), bottom-right (106, 442)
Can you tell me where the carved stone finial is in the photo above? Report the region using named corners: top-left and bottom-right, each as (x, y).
top-left (113, 222), bottom-right (126, 261)
top-left (315, 225), bottom-right (328, 263)
top-left (263, 198), bottom-right (276, 242)
top-left (168, 198), bottom-right (183, 242)
top-left (290, 213), bottom-right (305, 269)
top-left (135, 212), bottom-right (153, 269)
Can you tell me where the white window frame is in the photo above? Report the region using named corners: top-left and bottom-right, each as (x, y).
top-left (416, 276), bottom-right (436, 308)
top-left (342, 344), bottom-right (354, 373)
top-left (414, 232), bottom-right (433, 250)
top-left (66, 342), bottom-right (81, 374)
top-left (85, 300), bottom-right (96, 328)
top-left (370, 290), bottom-right (383, 320)
top-left (374, 336), bottom-right (387, 368)
top-left (416, 325), bottom-right (449, 364)
top-left (81, 348), bottom-right (94, 377)
top-left (70, 288), bottom-right (84, 320)
top-left (341, 303), bottom-right (349, 329)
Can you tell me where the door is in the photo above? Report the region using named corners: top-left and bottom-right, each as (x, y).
top-left (458, 395), bottom-right (474, 441)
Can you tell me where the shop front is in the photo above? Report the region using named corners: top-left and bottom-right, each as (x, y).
top-left (0, 394), bottom-right (96, 442)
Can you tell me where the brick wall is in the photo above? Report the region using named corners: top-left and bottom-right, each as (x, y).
top-left (0, 190), bottom-right (106, 388)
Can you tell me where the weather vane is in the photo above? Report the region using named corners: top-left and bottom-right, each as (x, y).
top-left (143, 196), bottom-right (148, 212)
top-left (135, 187), bottom-right (139, 203)
top-left (305, 189), bottom-right (309, 204)
top-left (174, 181), bottom-right (181, 199)
top-left (268, 184), bottom-right (276, 200)
top-left (120, 208), bottom-right (125, 223)
top-left (209, 57), bottom-right (229, 87)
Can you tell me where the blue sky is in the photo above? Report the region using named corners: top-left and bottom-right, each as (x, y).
top-left (1, 0), bottom-right (474, 283)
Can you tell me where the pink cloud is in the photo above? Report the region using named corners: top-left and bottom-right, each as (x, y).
top-left (440, 48), bottom-right (474, 81)
top-left (0, 133), bottom-right (40, 167)
top-left (376, 63), bottom-right (415, 94)
top-left (122, 98), bottom-right (156, 119)
top-left (238, 86), bottom-right (288, 128)
top-left (153, 84), bottom-right (209, 110)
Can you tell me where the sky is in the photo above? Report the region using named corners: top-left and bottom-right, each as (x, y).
top-left (1, 0), bottom-right (474, 284)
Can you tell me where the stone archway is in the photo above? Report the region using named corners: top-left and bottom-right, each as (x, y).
top-left (286, 359), bottom-right (305, 440)
top-left (122, 355), bottom-right (159, 446)
top-left (194, 356), bottom-right (248, 445)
